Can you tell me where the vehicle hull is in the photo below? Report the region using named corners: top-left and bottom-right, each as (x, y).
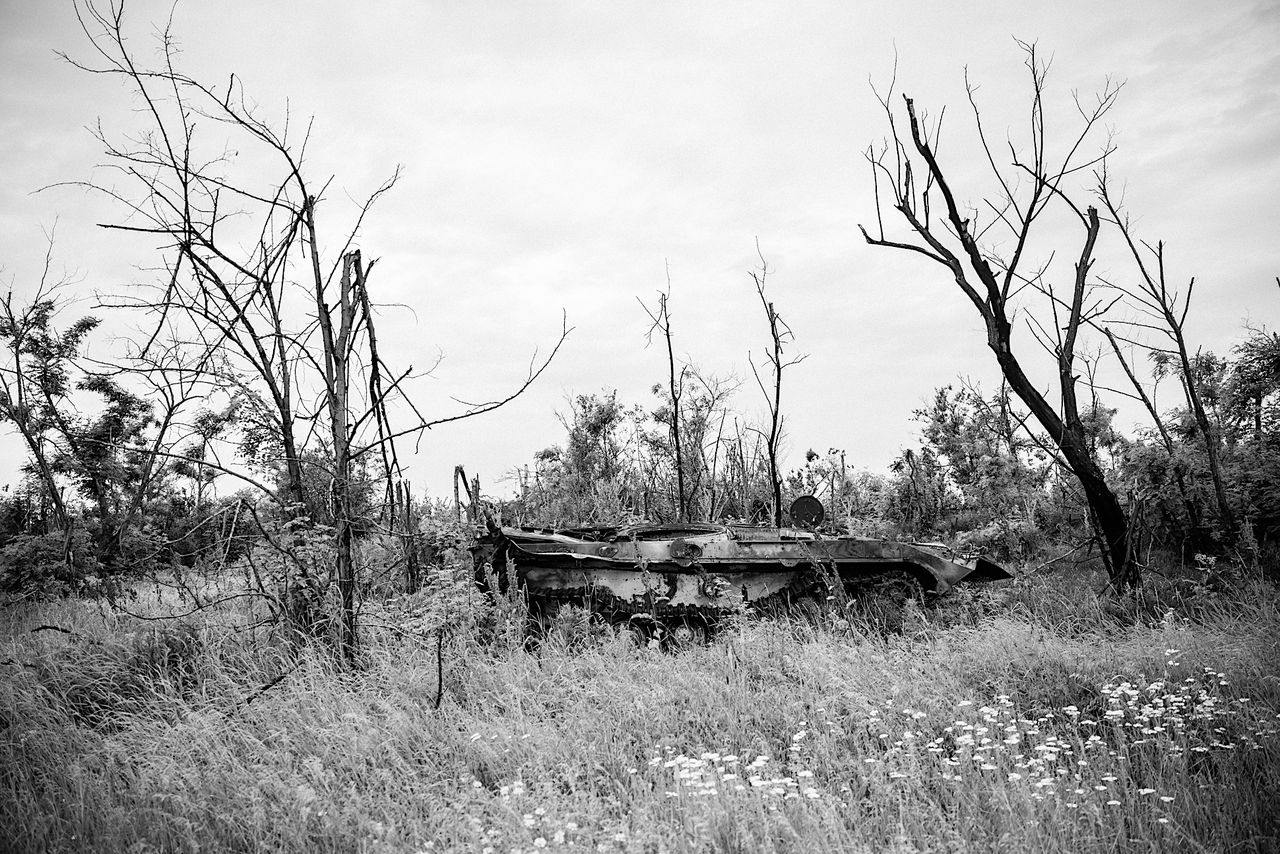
top-left (474, 523), bottom-right (1011, 623)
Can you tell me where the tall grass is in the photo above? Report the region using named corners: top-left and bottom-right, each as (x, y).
top-left (2, 571), bottom-right (1278, 853)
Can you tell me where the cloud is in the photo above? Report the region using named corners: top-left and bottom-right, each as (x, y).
top-left (1, 0), bottom-right (1277, 497)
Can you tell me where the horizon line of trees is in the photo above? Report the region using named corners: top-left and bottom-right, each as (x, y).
top-left (500, 308), bottom-right (1280, 574)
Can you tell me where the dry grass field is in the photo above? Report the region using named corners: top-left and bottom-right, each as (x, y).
top-left (3, 570), bottom-right (1279, 853)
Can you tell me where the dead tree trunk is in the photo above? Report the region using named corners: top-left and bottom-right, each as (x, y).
top-left (1105, 329), bottom-right (1203, 535)
top-left (860, 46), bottom-right (1139, 588)
top-left (1098, 186), bottom-right (1238, 543)
top-left (640, 283), bottom-right (689, 521)
top-left (309, 242), bottom-right (360, 662)
top-left (395, 481), bottom-right (421, 594)
top-left (748, 252), bottom-right (804, 527)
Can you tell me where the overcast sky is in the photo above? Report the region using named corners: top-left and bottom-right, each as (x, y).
top-left (1, 0), bottom-right (1278, 501)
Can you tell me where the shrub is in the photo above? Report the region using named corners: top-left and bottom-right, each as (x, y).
top-left (0, 530), bottom-right (100, 598)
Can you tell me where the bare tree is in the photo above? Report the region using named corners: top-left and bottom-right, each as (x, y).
top-left (1104, 329), bottom-right (1204, 537)
top-left (63, 0), bottom-right (568, 660)
top-left (859, 44), bottom-right (1140, 588)
top-left (1098, 183), bottom-right (1238, 542)
top-left (639, 269), bottom-right (690, 521)
top-left (747, 247), bottom-right (805, 527)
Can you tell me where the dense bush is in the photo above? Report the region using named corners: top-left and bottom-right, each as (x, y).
top-left (0, 530), bottom-right (99, 597)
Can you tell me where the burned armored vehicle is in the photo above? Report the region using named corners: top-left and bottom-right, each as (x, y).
top-left (472, 498), bottom-right (1012, 641)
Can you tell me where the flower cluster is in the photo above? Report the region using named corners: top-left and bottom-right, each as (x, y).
top-left (651, 747), bottom-right (823, 801)
top-left (1087, 662), bottom-right (1278, 753)
top-left (464, 662), bottom-right (1277, 851)
top-left (850, 665), bottom-right (1278, 820)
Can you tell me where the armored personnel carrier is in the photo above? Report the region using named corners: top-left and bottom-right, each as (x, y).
top-left (472, 497), bottom-right (1011, 642)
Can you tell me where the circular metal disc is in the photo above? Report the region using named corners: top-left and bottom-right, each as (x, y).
top-left (669, 537), bottom-right (702, 566)
top-left (789, 495), bottom-right (826, 529)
